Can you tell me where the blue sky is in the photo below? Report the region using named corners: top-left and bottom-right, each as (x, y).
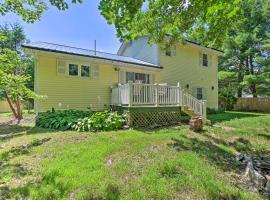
top-left (0, 0), bottom-right (121, 53)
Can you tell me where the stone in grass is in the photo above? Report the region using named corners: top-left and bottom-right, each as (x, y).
top-left (266, 175), bottom-right (270, 192)
top-left (189, 116), bottom-right (203, 132)
top-left (245, 161), bottom-right (267, 189)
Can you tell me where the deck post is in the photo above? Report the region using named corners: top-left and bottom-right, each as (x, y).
top-left (177, 82), bottom-right (182, 106)
top-left (202, 100), bottom-right (207, 120)
top-left (128, 81), bottom-right (133, 107)
top-left (155, 83), bottom-right (159, 107)
top-left (117, 83), bottom-right (121, 106)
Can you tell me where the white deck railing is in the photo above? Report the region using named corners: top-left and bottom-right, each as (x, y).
top-left (111, 82), bottom-right (206, 119)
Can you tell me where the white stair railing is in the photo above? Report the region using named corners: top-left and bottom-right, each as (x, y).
top-left (181, 91), bottom-right (206, 119)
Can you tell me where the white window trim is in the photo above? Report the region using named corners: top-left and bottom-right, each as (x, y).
top-left (200, 52), bottom-right (212, 68)
top-left (122, 71), bottom-right (154, 84)
top-left (66, 62), bottom-right (96, 79)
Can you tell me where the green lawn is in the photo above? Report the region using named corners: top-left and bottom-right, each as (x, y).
top-left (0, 112), bottom-right (269, 200)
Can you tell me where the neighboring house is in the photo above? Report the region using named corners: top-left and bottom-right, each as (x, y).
top-left (0, 101), bottom-right (12, 113)
top-left (22, 38), bottom-right (223, 123)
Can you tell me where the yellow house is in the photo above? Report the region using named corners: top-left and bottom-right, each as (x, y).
top-left (23, 38), bottom-right (222, 121)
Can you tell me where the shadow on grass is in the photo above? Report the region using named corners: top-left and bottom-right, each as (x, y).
top-left (257, 133), bottom-right (270, 140)
top-left (168, 134), bottom-right (270, 173)
top-left (0, 125), bottom-right (31, 135)
top-left (0, 125), bottom-right (58, 142)
top-left (208, 112), bottom-right (264, 123)
top-left (168, 135), bottom-right (239, 172)
top-left (10, 177), bottom-right (121, 200)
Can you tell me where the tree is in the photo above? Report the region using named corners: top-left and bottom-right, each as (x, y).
top-left (0, 23), bottom-right (27, 51)
top-left (0, 23), bottom-right (41, 120)
top-left (218, 71), bottom-right (238, 110)
top-left (217, 0), bottom-right (270, 97)
top-left (0, 47), bottom-right (41, 121)
top-left (0, 0), bottom-right (82, 23)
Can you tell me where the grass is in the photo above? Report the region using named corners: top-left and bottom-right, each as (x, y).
top-left (0, 111), bottom-right (269, 199)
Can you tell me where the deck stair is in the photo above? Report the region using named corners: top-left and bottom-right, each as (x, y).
top-left (180, 91), bottom-right (207, 121)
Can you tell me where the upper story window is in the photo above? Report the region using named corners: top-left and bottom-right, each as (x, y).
top-left (164, 45), bottom-right (176, 57)
top-left (200, 52), bottom-right (212, 67)
top-left (81, 65), bottom-right (90, 77)
top-left (69, 64), bottom-right (78, 76)
top-left (202, 54), bottom-right (208, 67)
top-left (165, 49), bottom-right (172, 56)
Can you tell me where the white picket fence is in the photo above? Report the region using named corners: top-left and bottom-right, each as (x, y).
top-left (111, 82), bottom-right (207, 119)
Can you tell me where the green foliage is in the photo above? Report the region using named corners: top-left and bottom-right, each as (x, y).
top-left (217, 0), bottom-right (270, 97)
top-left (36, 109), bottom-right (92, 130)
top-left (0, 0), bottom-right (246, 47)
top-left (218, 71), bottom-right (238, 110)
top-left (72, 111), bottom-right (125, 132)
top-left (99, 0), bottom-right (241, 46)
top-left (0, 23), bottom-right (27, 51)
top-left (0, 23), bottom-right (37, 119)
top-left (0, 0), bottom-right (83, 23)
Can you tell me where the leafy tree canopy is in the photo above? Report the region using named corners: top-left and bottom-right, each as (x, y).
top-left (1, 0), bottom-right (243, 46)
top-left (0, 0), bottom-right (82, 23)
top-left (0, 23), bottom-right (40, 120)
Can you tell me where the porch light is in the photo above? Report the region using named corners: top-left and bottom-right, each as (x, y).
top-left (211, 86), bottom-right (215, 90)
top-left (186, 84), bottom-right (189, 89)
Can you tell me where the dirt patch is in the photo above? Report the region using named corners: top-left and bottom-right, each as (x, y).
top-left (213, 124), bottom-right (236, 131)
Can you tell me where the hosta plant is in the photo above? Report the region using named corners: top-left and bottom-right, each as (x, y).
top-left (36, 109), bottom-right (92, 130)
top-left (72, 111), bottom-right (125, 132)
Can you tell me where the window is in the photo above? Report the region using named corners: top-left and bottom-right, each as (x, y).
top-left (69, 64), bottom-right (78, 76)
top-left (202, 54), bottom-right (208, 67)
top-left (197, 88), bottom-right (203, 100)
top-left (125, 72), bottom-right (150, 84)
top-left (165, 49), bottom-right (171, 56)
top-left (81, 65), bottom-right (90, 77)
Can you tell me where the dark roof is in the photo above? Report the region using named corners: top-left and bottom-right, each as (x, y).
top-left (22, 42), bottom-right (160, 69)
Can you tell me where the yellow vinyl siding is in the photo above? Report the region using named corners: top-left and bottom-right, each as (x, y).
top-left (159, 43), bottom-right (219, 109)
top-left (35, 55), bottom-right (160, 112)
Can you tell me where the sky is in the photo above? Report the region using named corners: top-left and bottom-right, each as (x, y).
top-left (0, 0), bottom-right (122, 53)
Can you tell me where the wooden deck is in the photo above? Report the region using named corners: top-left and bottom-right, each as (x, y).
top-left (111, 82), bottom-right (207, 119)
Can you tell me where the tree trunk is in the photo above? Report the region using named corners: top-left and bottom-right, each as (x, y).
top-left (4, 91), bottom-right (18, 118)
top-left (15, 95), bottom-right (23, 123)
top-left (249, 56), bottom-right (257, 97)
top-left (237, 61), bottom-right (244, 98)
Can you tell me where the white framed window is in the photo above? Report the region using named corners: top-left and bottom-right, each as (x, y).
top-left (202, 54), bottom-right (208, 67)
top-left (164, 45), bottom-right (176, 57)
top-left (65, 62), bottom-right (99, 79)
top-left (81, 65), bottom-right (90, 77)
top-left (200, 52), bottom-right (212, 67)
top-left (125, 72), bottom-right (150, 84)
top-left (165, 49), bottom-right (172, 56)
top-left (196, 88), bottom-right (203, 100)
top-left (68, 64), bottom-right (79, 76)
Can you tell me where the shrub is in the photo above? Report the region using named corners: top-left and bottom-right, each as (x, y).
top-left (36, 109), bottom-right (92, 130)
top-left (207, 107), bottom-right (225, 115)
top-left (72, 111), bottom-right (125, 132)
